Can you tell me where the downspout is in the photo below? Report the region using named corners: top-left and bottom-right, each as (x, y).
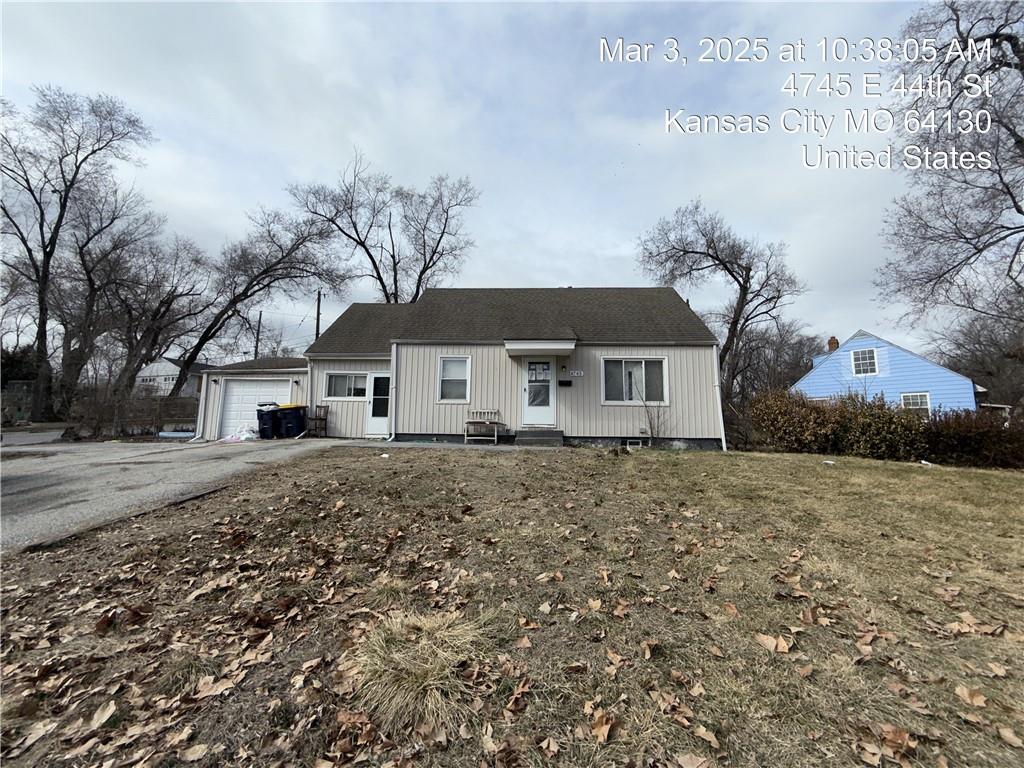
top-left (712, 345), bottom-right (728, 452)
top-left (387, 342), bottom-right (399, 441)
top-left (189, 373), bottom-right (208, 442)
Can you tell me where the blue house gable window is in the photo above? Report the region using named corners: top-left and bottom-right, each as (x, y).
top-left (851, 348), bottom-right (877, 376)
top-left (901, 392), bottom-right (931, 417)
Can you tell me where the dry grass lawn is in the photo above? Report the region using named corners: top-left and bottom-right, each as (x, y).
top-left (1, 447), bottom-right (1022, 767)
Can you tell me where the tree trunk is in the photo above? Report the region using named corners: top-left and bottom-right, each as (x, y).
top-left (31, 284), bottom-right (53, 421)
top-left (717, 273), bottom-right (751, 403)
top-left (57, 344), bottom-right (92, 418)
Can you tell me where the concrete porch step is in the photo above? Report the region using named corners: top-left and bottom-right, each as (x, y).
top-left (515, 428), bottom-right (564, 447)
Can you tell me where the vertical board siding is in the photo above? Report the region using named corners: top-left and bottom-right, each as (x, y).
top-left (308, 358), bottom-right (391, 438)
top-left (792, 334), bottom-right (977, 411)
top-left (200, 371), bottom-right (308, 440)
top-left (395, 344), bottom-right (722, 439)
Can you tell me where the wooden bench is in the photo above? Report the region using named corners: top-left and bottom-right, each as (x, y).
top-left (464, 409), bottom-right (505, 445)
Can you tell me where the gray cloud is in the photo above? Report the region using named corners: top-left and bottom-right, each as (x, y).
top-left (4, 2), bottom-right (923, 356)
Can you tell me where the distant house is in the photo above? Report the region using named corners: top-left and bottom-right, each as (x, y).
top-left (790, 330), bottom-right (979, 415)
top-left (193, 287), bottom-right (727, 447)
top-left (135, 357), bottom-right (214, 398)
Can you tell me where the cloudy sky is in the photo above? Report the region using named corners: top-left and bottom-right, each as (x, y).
top-left (5, 1), bottom-right (922, 357)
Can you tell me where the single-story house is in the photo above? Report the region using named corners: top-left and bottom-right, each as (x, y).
top-left (790, 329), bottom-right (979, 415)
top-left (135, 357), bottom-right (214, 398)
top-left (195, 357), bottom-right (308, 440)
top-left (195, 287), bottom-right (727, 448)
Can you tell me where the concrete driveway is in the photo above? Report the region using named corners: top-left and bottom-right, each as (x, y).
top-left (0, 439), bottom-right (330, 553)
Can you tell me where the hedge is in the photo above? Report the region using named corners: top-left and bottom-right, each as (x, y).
top-left (751, 391), bottom-right (1023, 469)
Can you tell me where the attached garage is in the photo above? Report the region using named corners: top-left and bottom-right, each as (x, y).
top-left (196, 357), bottom-right (309, 441)
top-left (218, 378), bottom-right (292, 438)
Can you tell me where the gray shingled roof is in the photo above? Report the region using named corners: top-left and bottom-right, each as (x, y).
top-left (209, 357), bottom-right (308, 372)
top-left (163, 357), bottom-right (215, 372)
top-left (305, 303), bottom-right (416, 355)
top-left (306, 288), bottom-right (717, 356)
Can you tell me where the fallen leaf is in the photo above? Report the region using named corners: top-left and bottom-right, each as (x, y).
top-left (19, 720), bottom-right (57, 749)
top-left (165, 725), bottom-right (194, 746)
top-left (591, 709), bottom-right (616, 743)
top-left (999, 727), bottom-right (1023, 748)
top-left (955, 684), bottom-right (987, 707)
top-left (515, 635), bottom-right (532, 649)
top-left (194, 675), bottom-right (236, 699)
top-left (539, 735), bottom-right (560, 756)
top-left (538, 601), bottom-right (552, 615)
top-left (797, 663), bottom-right (813, 678)
top-left (90, 700), bottom-right (116, 731)
top-left (181, 744), bottom-right (210, 762)
top-left (693, 724), bottom-right (719, 749)
top-left (755, 633), bottom-right (788, 653)
top-left (858, 741), bottom-right (882, 766)
top-left (723, 602), bottom-right (740, 618)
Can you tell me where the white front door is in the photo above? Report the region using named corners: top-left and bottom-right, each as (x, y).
top-left (365, 373), bottom-right (391, 436)
top-left (522, 358), bottom-right (556, 425)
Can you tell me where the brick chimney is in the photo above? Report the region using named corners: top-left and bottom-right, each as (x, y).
top-left (827, 335), bottom-right (840, 352)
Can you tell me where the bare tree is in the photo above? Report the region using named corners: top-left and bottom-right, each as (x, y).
top-left (291, 151), bottom-right (480, 303)
top-left (880, 1), bottom-right (1023, 341)
top-left (722, 320), bottom-right (823, 446)
top-left (729, 320), bottom-right (822, 401)
top-left (930, 295), bottom-right (1024, 412)
top-left (637, 199), bottom-right (805, 403)
top-left (1, 270), bottom-right (35, 349)
top-left (164, 210), bottom-right (343, 397)
top-left (50, 180), bottom-right (162, 415)
top-left (104, 237), bottom-right (208, 430)
top-left (1, 86), bottom-right (152, 419)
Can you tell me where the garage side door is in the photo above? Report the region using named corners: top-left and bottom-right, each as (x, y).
top-left (219, 379), bottom-right (292, 438)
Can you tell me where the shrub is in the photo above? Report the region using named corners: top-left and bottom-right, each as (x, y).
top-left (923, 409), bottom-right (1024, 469)
top-left (751, 391), bottom-right (1023, 469)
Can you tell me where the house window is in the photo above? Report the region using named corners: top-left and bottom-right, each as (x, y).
top-left (851, 348), bottom-right (877, 376)
top-left (901, 392), bottom-right (931, 418)
top-left (438, 357), bottom-right (470, 402)
top-left (602, 359), bottom-right (666, 403)
top-left (326, 373), bottom-right (367, 399)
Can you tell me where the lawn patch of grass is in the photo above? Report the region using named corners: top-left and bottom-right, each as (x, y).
top-left (1, 448), bottom-right (1021, 766)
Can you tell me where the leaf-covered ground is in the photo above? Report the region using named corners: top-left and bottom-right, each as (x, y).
top-left (2, 447), bottom-right (1022, 767)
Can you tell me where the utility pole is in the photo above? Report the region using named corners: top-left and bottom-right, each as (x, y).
top-left (315, 289), bottom-right (322, 339)
top-left (253, 310), bottom-right (262, 360)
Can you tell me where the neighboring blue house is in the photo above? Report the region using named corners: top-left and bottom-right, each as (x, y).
top-left (791, 330), bottom-right (979, 415)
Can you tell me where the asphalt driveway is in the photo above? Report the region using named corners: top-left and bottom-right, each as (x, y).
top-left (0, 439), bottom-right (330, 553)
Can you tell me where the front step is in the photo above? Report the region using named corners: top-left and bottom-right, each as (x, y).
top-left (515, 428), bottom-right (564, 447)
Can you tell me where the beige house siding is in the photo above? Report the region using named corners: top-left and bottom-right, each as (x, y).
top-left (308, 357), bottom-right (391, 438)
top-left (394, 343), bottom-right (722, 439)
top-left (198, 370), bottom-right (308, 440)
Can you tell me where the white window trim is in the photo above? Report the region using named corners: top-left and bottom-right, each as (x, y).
top-left (323, 371), bottom-right (370, 401)
top-left (850, 348), bottom-right (878, 377)
top-left (437, 355), bottom-right (471, 404)
top-left (600, 356), bottom-right (670, 406)
top-left (900, 392), bottom-right (931, 415)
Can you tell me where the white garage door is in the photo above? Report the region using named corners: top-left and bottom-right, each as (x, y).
top-left (219, 378), bottom-right (292, 438)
